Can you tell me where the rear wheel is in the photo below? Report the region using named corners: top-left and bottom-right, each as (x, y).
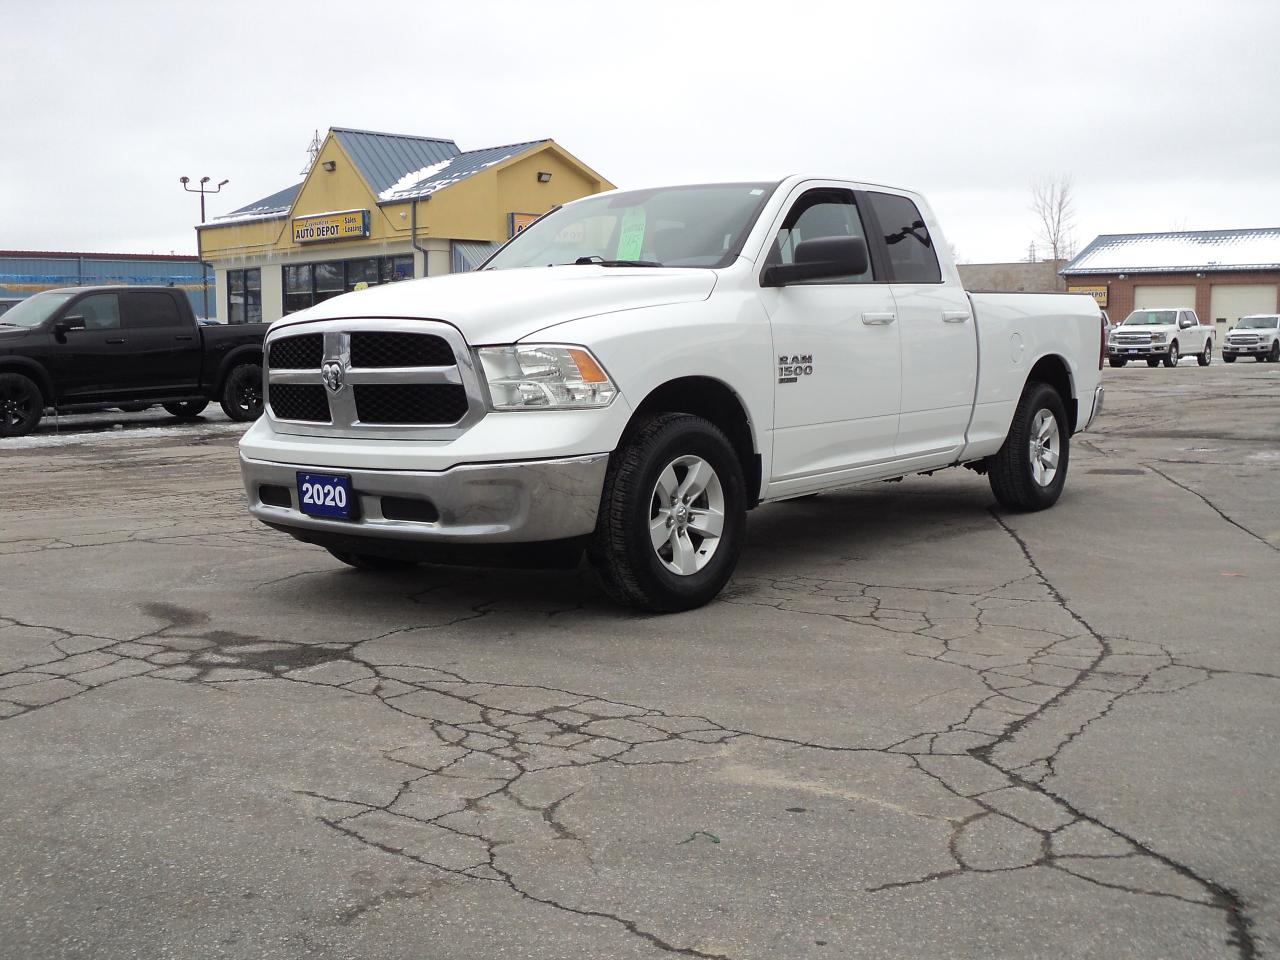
top-left (220, 362), bottom-right (264, 421)
top-left (1108, 357), bottom-right (1128, 368)
top-left (988, 380), bottom-right (1069, 512)
top-left (0, 372), bottom-right (44, 438)
top-left (162, 399), bottom-right (209, 419)
top-left (1162, 342), bottom-right (1180, 367)
top-left (588, 413), bottom-right (746, 612)
top-left (327, 549), bottom-right (419, 572)
top-left (1197, 340), bottom-right (1213, 366)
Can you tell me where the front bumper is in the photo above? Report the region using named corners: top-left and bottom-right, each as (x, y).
top-left (1223, 342), bottom-right (1271, 354)
top-left (241, 452), bottom-right (609, 545)
top-left (1109, 343), bottom-right (1168, 356)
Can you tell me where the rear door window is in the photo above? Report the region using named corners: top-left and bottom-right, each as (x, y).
top-left (125, 291), bottom-right (184, 329)
top-left (71, 293), bottom-right (121, 330)
top-left (867, 192), bottom-right (942, 283)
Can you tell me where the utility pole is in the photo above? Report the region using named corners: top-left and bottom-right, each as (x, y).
top-left (180, 176), bottom-right (229, 320)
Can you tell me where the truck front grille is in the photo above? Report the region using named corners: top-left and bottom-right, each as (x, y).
top-left (354, 384), bottom-right (469, 425)
top-left (264, 320), bottom-right (482, 440)
top-left (269, 334), bottom-right (324, 370)
top-left (350, 332), bottom-right (454, 368)
top-left (269, 384), bottom-right (330, 422)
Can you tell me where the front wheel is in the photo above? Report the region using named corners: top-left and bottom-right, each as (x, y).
top-left (220, 362), bottom-right (264, 421)
top-left (1108, 357), bottom-right (1128, 368)
top-left (1197, 340), bottom-right (1213, 366)
top-left (1163, 342), bottom-right (1180, 367)
top-left (162, 399), bottom-right (209, 419)
top-left (588, 413), bottom-right (746, 612)
top-left (987, 380), bottom-right (1069, 512)
top-left (1223, 354), bottom-right (1237, 363)
top-left (0, 372), bottom-right (44, 438)
top-left (1146, 357), bottom-right (1160, 367)
top-left (1270, 342), bottom-right (1280, 363)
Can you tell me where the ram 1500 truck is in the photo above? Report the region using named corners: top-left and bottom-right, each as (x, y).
top-left (0, 286), bottom-right (267, 437)
top-left (239, 177), bottom-right (1106, 611)
top-left (1107, 307), bottom-right (1215, 368)
top-left (1222, 314), bottom-right (1280, 363)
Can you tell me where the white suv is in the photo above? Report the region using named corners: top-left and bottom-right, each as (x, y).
top-left (1108, 308), bottom-right (1214, 368)
top-left (1223, 315), bottom-right (1280, 363)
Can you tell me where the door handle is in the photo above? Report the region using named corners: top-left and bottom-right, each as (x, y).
top-left (106, 337), bottom-right (126, 344)
top-left (942, 311), bottom-right (971, 323)
top-left (175, 335), bottom-right (194, 341)
top-left (861, 312), bottom-right (896, 325)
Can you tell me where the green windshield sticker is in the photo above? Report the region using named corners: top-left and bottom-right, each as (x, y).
top-left (615, 207), bottom-right (647, 261)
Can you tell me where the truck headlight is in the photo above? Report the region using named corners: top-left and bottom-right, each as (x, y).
top-left (1150, 332), bottom-right (1166, 343)
top-left (476, 345), bottom-right (618, 410)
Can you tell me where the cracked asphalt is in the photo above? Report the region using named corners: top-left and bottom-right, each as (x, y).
top-left (1, 362), bottom-right (1277, 960)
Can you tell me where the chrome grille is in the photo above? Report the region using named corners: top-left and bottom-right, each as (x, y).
top-left (1229, 335), bottom-right (1259, 345)
top-left (269, 334), bottom-right (324, 369)
top-left (269, 384), bottom-right (330, 422)
top-left (1115, 332), bottom-right (1152, 344)
top-left (350, 332), bottom-right (453, 368)
top-left (264, 319), bottom-right (485, 440)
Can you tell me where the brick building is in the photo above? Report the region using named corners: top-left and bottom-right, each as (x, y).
top-left (1061, 228), bottom-right (1280, 336)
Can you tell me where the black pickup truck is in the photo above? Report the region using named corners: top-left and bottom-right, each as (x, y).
top-left (0, 286), bottom-right (267, 437)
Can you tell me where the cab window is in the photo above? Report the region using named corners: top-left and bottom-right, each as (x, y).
top-left (867, 191), bottom-right (942, 283)
top-left (71, 294), bottom-right (121, 331)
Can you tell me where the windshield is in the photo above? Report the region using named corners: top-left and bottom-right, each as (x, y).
top-left (1123, 310), bottom-right (1177, 326)
top-left (0, 292), bottom-right (75, 328)
top-left (483, 182), bottom-right (776, 271)
top-left (1237, 316), bottom-right (1280, 329)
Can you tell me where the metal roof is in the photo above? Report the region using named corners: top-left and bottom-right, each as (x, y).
top-left (211, 182), bottom-right (303, 225)
top-left (377, 140), bottom-right (548, 203)
top-left (0, 250), bottom-right (202, 262)
top-left (451, 240), bottom-right (502, 273)
top-left (333, 127), bottom-right (461, 199)
top-left (1063, 228), bottom-right (1280, 276)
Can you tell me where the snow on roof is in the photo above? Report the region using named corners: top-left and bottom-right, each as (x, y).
top-left (207, 182), bottom-right (303, 226)
top-left (1063, 228), bottom-right (1280, 275)
top-left (375, 141), bottom-right (545, 203)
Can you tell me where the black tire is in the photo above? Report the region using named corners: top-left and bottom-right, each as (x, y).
top-left (327, 549), bottom-right (418, 572)
top-left (1255, 355), bottom-right (1266, 362)
top-left (220, 362), bottom-right (264, 421)
top-left (1270, 342), bottom-right (1280, 363)
top-left (588, 413), bottom-right (747, 612)
top-left (0, 372), bottom-right (44, 438)
top-left (987, 380), bottom-right (1070, 512)
top-left (1197, 340), bottom-right (1213, 366)
top-left (162, 399), bottom-right (209, 419)
top-left (1223, 354), bottom-right (1236, 363)
top-left (1146, 357), bottom-right (1160, 367)
top-left (1108, 357), bottom-right (1128, 368)
top-left (1162, 342), bottom-right (1180, 367)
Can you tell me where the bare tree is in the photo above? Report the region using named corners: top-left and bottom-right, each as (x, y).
top-left (1030, 175), bottom-right (1076, 262)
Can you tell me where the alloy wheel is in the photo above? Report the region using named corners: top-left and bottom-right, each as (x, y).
top-left (1028, 408), bottom-right (1060, 487)
top-left (649, 455), bottom-right (725, 576)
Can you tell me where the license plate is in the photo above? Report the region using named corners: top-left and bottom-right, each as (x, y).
top-left (297, 472), bottom-right (353, 519)
top-left (1128, 349), bottom-right (1139, 354)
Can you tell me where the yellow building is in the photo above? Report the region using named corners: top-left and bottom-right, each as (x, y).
top-left (197, 127), bottom-right (613, 325)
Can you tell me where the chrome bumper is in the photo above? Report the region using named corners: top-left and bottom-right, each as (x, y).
top-left (1083, 383), bottom-right (1105, 430)
top-left (241, 452), bottom-right (609, 544)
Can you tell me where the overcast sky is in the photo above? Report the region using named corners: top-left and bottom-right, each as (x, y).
top-left (4, 0), bottom-right (1277, 263)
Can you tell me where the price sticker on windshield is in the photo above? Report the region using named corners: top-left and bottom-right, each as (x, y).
top-left (615, 207), bottom-right (647, 262)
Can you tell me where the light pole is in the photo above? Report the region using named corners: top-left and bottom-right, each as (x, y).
top-left (180, 176), bottom-right (228, 320)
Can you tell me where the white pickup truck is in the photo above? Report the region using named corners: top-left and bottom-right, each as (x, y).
top-left (1107, 307), bottom-right (1215, 368)
top-left (1222, 314), bottom-right (1280, 363)
top-left (239, 177), bottom-right (1106, 610)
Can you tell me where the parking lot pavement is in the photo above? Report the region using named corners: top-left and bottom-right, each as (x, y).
top-left (1, 362), bottom-right (1277, 960)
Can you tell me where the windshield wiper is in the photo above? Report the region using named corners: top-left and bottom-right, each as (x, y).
top-left (569, 256), bottom-right (664, 267)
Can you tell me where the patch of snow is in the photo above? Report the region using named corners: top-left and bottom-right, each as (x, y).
top-left (1, 422), bottom-right (249, 450)
top-left (379, 159), bottom-right (454, 201)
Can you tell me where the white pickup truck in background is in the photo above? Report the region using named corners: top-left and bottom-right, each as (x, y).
top-left (239, 177), bottom-right (1106, 610)
top-left (1222, 314), bottom-right (1280, 363)
top-left (1108, 308), bottom-right (1215, 368)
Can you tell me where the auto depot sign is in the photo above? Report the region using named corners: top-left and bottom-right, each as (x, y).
top-left (293, 210), bottom-right (371, 244)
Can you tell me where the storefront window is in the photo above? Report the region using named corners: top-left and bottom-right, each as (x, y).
top-left (281, 255), bottom-right (415, 315)
top-left (227, 268), bottom-right (261, 324)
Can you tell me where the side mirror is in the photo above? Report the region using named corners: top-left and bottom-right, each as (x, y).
top-left (762, 236), bottom-right (869, 287)
top-left (54, 315), bottom-right (87, 334)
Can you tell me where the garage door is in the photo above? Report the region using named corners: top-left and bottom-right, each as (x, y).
top-left (1134, 285), bottom-right (1196, 310)
top-left (1210, 284), bottom-right (1278, 336)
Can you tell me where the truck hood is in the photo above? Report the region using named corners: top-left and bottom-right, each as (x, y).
top-left (269, 265), bottom-right (718, 344)
top-left (1114, 325), bottom-right (1176, 335)
top-left (0, 326), bottom-right (35, 341)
